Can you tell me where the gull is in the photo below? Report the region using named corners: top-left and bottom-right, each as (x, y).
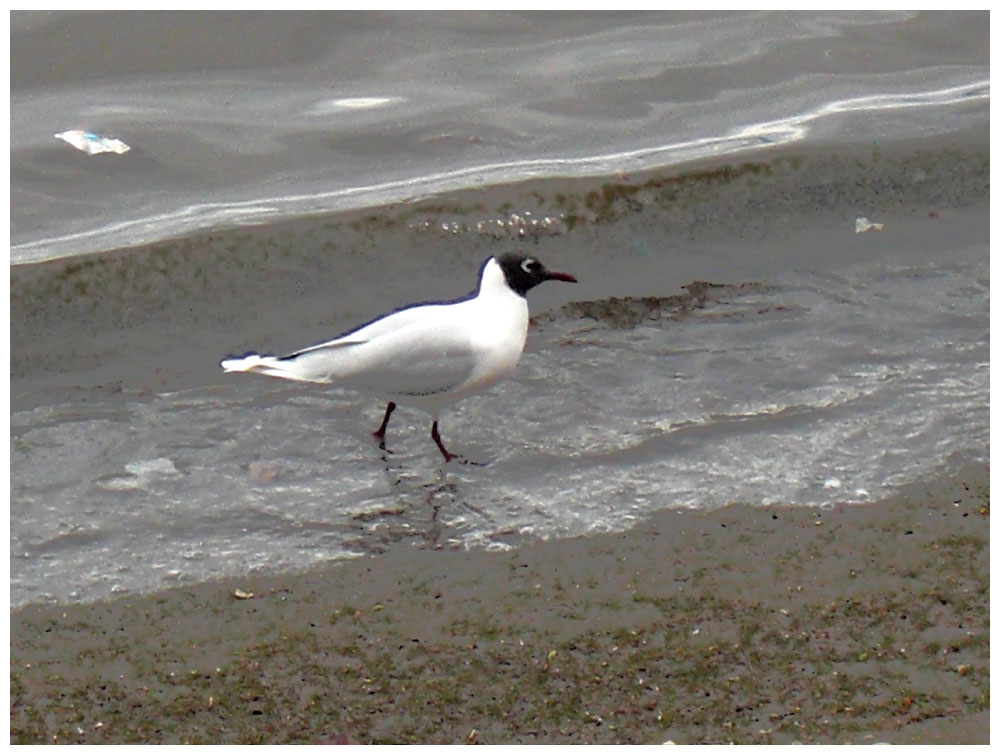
top-left (221, 252), bottom-right (576, 461)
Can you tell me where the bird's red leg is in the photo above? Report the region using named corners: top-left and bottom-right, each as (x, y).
top-left (430, 420), bottom-right (457, 463)
top-left (372, 402), bottom-right (396, 449)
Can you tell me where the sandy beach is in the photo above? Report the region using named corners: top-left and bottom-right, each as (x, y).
top-left (10, 463), bottom-right (988, 744)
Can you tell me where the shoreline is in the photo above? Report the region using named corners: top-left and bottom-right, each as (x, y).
top-left (11, 463), bottom-right (989, 744)
top-left (11, 126), bottom-right (989, 271)
top-left (11, 134), bottom-right (989, 416)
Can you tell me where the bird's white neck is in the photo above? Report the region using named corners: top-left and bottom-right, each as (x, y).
top-left (478, 257), bottom-right (514, 299)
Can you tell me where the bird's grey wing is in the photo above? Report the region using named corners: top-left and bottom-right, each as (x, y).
top-left (283, 318), bottom-right (478, 396)
top-left (281, 303), bottom-right (451, 359)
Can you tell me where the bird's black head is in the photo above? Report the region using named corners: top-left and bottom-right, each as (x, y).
top-left (495, 252), bottom-right (577, 296)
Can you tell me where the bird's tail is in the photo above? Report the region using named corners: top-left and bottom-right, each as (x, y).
top-left (220, 352), bottom-right (324, 383)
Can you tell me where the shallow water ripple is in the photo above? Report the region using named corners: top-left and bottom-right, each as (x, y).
top-left (11, 244), bottom-right (987, 606)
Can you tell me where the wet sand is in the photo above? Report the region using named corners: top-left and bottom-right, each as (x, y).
top-left (10, 463), bottom-right (988, 744)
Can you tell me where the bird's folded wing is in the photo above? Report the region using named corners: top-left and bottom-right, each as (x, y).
top-left (281, 318), bottom-right (479, 397)
top-left (284, 303), bottom-right (449, 359)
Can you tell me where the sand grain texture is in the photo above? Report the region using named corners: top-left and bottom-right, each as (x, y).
top-left (10, 466), bottom-right (988, 744)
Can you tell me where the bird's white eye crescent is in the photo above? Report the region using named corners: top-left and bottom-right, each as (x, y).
top-left (520, 258), bottom-right (538, 274)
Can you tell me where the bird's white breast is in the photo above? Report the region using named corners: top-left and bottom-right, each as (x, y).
top-left (447, 262), bottom-right (529, 398)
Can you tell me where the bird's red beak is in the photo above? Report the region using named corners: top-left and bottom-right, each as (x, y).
top-left (545, 270), bottom-right (577, 283)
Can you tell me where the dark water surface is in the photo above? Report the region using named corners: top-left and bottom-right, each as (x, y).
top-left (12, 10), bottom-right (988, 261)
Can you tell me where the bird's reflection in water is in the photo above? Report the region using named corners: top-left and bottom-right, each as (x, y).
top-left (344, 459), bottom-right (493, 554)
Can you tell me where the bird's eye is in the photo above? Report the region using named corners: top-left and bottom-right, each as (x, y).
top-left (520, 258), bottom-right (540, 274)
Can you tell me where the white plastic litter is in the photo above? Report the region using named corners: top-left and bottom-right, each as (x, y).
top-left (855, 216), bottom-right (885, 233)
top-left (54, 129), bottom-right (131, 155)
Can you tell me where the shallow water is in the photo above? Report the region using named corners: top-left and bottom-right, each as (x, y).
top-left (10, 183), bottom-right (989, 607)
top-left (9, 12), bottom-right (990, 607)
